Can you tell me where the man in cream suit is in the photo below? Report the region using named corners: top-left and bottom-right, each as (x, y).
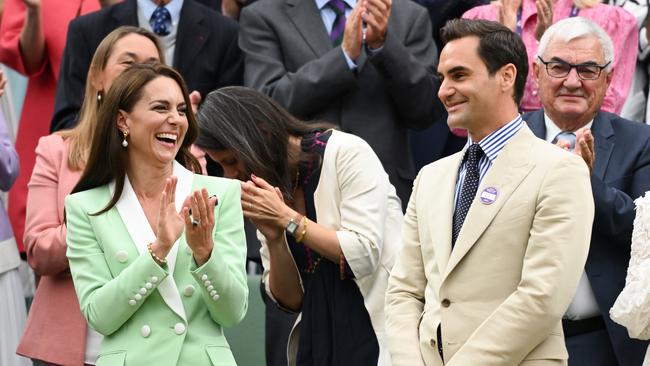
top-left (385, 19), bottom-right (594, 365)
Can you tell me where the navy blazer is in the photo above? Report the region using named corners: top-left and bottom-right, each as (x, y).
top-left (525, 109), bottom-right (650, 366)
top-left (50, 0), bottom-right (243, 132)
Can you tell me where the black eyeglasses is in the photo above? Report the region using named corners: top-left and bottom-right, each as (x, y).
top-left (537, 56), bottom-right (611, 80)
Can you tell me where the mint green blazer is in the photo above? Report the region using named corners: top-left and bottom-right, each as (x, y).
top-left (65, 162), bottom-right (248, 366)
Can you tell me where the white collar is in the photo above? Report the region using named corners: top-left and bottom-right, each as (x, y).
top-left (110, 160), bottom-right (194, 321)
top-left (543, 113), bottom-right (593, 143)
top-left (137, 0), bottom-right (184, 25)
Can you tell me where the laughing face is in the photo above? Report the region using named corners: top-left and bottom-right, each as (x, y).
top-left (118, 76), bottom-right (188, 167)
top-left (534, 36), bottom-right (612, 130)
top-left (437, 36), bottom-right (503, 133)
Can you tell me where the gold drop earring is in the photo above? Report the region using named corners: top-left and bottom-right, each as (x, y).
top-left (122, 131), bottom-right (129, 148)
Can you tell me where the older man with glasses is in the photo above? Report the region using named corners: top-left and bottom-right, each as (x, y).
top-left (524, 16), bottom-right (650, 366)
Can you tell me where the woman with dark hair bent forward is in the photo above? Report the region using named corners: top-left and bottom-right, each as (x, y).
top-left (65, 64), bottom-right (247, 366)
top-left (196, 86), bottom-right (403, 366)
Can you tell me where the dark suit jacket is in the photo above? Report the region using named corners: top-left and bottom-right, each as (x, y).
top-left (413, 0), bottom-right (489, 49)
top-left (239, 0), bottom-right (442, 207)
top-left (50, 0), bottom-right (243, 132)
top-left (525, 109), bottom-right (650, 366)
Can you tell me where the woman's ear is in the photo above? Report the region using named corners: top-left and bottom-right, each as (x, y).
top-left (91, 72), bottom-right (104, 93)
top-left (116, 110), bottom-right (129, 134)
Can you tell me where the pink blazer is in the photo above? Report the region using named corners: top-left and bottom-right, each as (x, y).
top-left (0, 0), bottom-right (100, 253)
top-left (16, 134), bottom-right (86, 365)
top-left (463, 0), bottom-right (637, 114)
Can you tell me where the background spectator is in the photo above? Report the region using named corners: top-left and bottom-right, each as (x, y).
top-left (50, 0), bottom-right (243, 133)
top-left (0, 0), bottom-right (102, 259)
top-left (0, 71), bottom-right (30, 366)
top-left (614, 0), bottom-right (649, 122)
top-left (525, 17), bottom-right (650, 365)
top-left (464, 0), bottom-right (637, 114)
top-left (239, 0), bottom-right (442, 209)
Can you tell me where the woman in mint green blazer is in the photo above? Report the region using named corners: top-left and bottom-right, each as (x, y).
top-left (64, 63), bottom-right (248, 366)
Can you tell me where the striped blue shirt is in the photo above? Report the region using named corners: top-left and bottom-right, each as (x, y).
top-left (453, 115), bottom-right (524, 207)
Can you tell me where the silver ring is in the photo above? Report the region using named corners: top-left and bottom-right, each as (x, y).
top-left (248, 202), bottom-right (253, 210)
top-left (191, 218), bottom-right (200, 227)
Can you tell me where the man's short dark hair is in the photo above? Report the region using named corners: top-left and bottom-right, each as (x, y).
top-left (441, 19), bottom-right (528, 105)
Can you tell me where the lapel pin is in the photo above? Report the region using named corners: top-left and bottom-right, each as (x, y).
top-left (480, 187), bottom-right (498, 205)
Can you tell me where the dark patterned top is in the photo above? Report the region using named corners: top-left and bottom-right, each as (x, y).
top-left (287, 129), bottom-right (379, 366)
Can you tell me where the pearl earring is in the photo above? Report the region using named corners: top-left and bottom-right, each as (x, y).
top-left (97, 91), bottom-right (102, 102)
top-left (122, 131), bottom-right (129, 148)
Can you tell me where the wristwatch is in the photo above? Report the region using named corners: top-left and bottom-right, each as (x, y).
top-left (285, 215), bottom-right (302, 237)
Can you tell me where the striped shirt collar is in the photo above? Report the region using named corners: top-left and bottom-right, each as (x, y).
top-left (465, 114), bottom-right (524, 163)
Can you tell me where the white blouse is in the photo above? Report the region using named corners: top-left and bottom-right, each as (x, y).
top-left (610, 191), bottom-right (650, 365)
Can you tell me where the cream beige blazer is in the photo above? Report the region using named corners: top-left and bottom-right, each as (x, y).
top-left (386, 125), bottom-right (594, 365)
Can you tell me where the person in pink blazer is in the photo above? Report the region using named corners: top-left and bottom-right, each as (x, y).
top-left (0, 0), bottom-right (105, 255)
top-left (463, 0), bottom-right (637, 114)
top-left (16, 27), bottom-right (164, 366)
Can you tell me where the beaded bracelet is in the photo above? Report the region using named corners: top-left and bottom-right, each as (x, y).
top-left (295, 216), bottom-right (309, 243)
top-left (340, 253), bottom-right (346, 280)
top-left (147, 242), bottom-right (168, 265)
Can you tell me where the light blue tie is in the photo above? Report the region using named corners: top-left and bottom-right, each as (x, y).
top-left (552, 131), bottom-right (577, 151)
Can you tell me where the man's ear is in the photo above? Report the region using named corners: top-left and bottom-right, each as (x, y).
top-left (500, 63), bottom-right (517, 94)
top-left (532, 61), bottom-right (540, 83)
top-left (605, 67), bottom-right (614, 87)
top-left (116, 110), bottom-right (129, 133)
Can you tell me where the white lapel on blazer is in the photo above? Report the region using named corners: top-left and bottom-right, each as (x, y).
top-left (111, 161), bottom-right (194, 322)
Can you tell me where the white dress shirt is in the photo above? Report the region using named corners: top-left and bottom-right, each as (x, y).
top-left (137, 0), bottom-right (184, 66)
top-left (544, 113), bottom-right (600, 320)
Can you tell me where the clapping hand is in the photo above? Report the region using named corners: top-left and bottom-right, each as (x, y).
top-left (574, 127), bottom-right (595, 174)
top-left (155, 177), bottom-right (186, 251)
top-left (494, 0), bottom-right (522, 32)
top-left (183, 189), bottom-right (218, 266)
top-left (362, 0), bottom-right (391, 49)
top-left (342, 2), bottom-right (364, 61)
top-left (535, 0), bottom-right (554, 41)
top-left (241, 175), bottom-right (292, 242)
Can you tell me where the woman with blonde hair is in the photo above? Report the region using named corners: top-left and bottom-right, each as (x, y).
top-left (463, 0), bottom-right (637, 114)
top-left (16, 26), bottom-right (164, 366)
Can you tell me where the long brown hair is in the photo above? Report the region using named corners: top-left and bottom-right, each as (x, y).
top-left (71, 63), bottom-right (200, 215)
top-left (195, 86), bottom-right (334, 203)
top-left (58, 26), bottom-right (165, 171)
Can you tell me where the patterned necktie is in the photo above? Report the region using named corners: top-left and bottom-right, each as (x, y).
top-left (552, 131), bottom-right (576, 151)
top-left (452, 143), bottom-right (484, 247)
top-left (150, 5), bottom-right (172, 36)
top-left (327, 0), bottom-right (347, 46)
